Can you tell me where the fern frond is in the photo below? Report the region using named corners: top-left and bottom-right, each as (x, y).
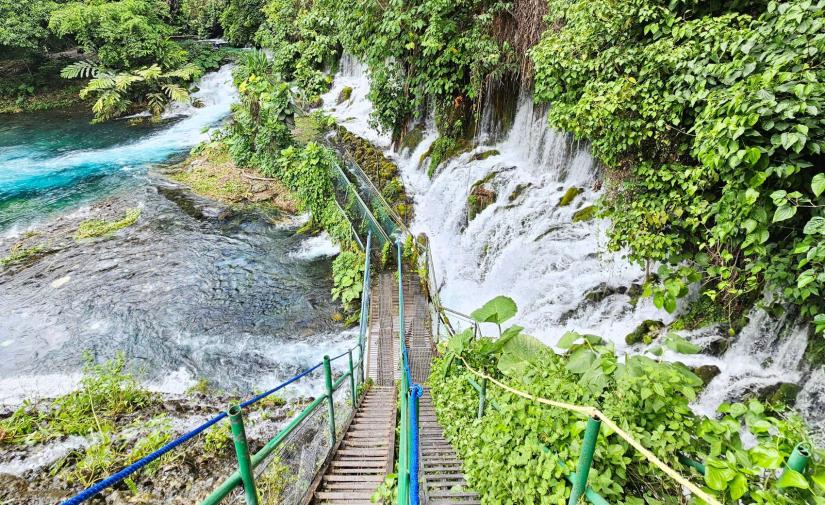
top-left (162, 64), bottom-right (200, 81)
top-left (135, 64), bottom-right (162, 81)
top-left (79, 74), bottom-right (117, 99)
top-left (91, 90), bottom-right (129, 122)
top-left (114, 73), bottom-right (143, 92)
top-left (162, 84), bottom-right (190, 103)
top-left (61, 61), bottom-right (99, 80)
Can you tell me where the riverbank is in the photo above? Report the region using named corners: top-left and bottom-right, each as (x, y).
top-left (0, 355), bottom-right (314, 504)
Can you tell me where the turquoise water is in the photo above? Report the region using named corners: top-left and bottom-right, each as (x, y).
top-left (0, 65), bottom-right (237, 231)
top-left (0, 65), bottom-right (352, 401)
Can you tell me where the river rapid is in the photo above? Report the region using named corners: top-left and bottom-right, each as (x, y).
top-left (0, 65), bottom-right (352, 404)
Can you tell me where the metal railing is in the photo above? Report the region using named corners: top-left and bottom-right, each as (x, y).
top-left (396, 238), bottom-right (423, 505)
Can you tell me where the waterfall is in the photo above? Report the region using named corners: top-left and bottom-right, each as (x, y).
top-left (321, 59), bottom-right (824, 433)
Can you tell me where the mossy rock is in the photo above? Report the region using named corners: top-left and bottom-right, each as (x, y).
top-left (558, 187), bottom-right (583, 207)
top-left (572, 205), bottom-right (596, 222)
top-left (693, 365), bottom-right (721, 386)
top-left (754, 382), bottom-right (801, 407)
top-left (400, 124), bottom-right (425, 152)
top-left (470, 149), bottom-right (500, 162)
top-left (75, 209), bottom-right (141, 240)
top-left (468, 186), bottom-right (496, 221)
top-left (337, 86), bottom-right (353, 104)
top-left (625, 319), bottom-right (665, 345)
top-left (509, 183), bottom-right (531, 203)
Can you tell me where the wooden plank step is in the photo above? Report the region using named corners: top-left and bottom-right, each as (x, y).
top-left (336, 449), bottom-right (387, 457)
top-left (331, 459), bottom-right (386, 468)
top-left (316, 491), bottom-right (375, 500)
top-left (321, 481), bottom-right (381, 490)
top-left (323, 474), bottom-right (385, 482)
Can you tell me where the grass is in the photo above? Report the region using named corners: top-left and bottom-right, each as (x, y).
top-left (75, 208), bottom-right (141, 240)
top-left (0, 353), bottom-right (156, 446)
top-left (203, 420), bottom-right (232, 454)
top-left (0, 243), bottom-right (45, 267)
top-left (258, 456), bottom-right (295, 504)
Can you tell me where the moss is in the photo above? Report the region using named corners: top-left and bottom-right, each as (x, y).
top-left (509, 183), bottom-right (531, 202)
top-left (467, 186), bottom-right (496, 221)
top-left (292, 115), bottom-right (323, 144)
top-left (424, 136), bottom-right (473, 177)
top-left (400, 124), bottom-right (425, 152)
top-left (669, 295), bottom-right (728, 331)
top-left (75, 209), bottom-right (141, 240)
top-left (558, 187), bottom-right (583, 207)
top-left (336, 86), bottom-right (353, 104)
top-left (625, 319), bottom-right (665, 345)
top-left (470, 149), bottom-right (500, 162)
top-left (805, 333), bottom-right (825, 367)
top-left (572, 205), bottom-right (596, 222)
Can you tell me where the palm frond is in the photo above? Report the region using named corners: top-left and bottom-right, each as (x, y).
top-left (79, 74), bottom-right (117, 99)
top-left (114, 73), bottom-right (143, 92)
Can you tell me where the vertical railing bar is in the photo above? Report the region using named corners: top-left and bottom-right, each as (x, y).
top-left (568, 417), bottom-right (602, 505)
top-left (348, 349), bottom-right (356, 405)
top-left (228, 405), bottom-right (258, 505)
top-left (323, 356), bottom-right (336, 445)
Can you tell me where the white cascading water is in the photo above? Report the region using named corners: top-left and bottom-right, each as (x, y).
top-left (321, 56), bottom-right (824, 435)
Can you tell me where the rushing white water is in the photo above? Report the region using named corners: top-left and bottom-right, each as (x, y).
top-left (321, 57), bottom-right (824, 432)
top-left (692, 309), bottom-right (808, 416)
top-left (323, 57), bottom-right (664, 349)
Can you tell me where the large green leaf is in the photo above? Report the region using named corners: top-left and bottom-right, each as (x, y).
top-left (470, 296), bottom-right (518, 325)
top-left (772, 204), bottom-right (797, 223)
top-left (749, 445), bottom-right (783, 469)
top-left (478, 325), bottom-right (524, 356)
top-left (777, 468), bottom-right (809, 489)
top-left (813, 173), bottom-right (825, 198)
top-left (803, 217), bottom-right (825, 235)
top-left (557, 331), bottom-right (582, 349)
top-left (663, 332), bottom-right (700, 354)
top-left (497, 332), bottom-right (544, 375)
top-left (447, 328), bottom-right (473, 356)
top-left (566, 348), bottom-right (596, 374)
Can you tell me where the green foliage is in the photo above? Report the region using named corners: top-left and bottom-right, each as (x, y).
top-left (220, 0), bottom-right (266, 46)
top-left (49, 0), bottom-right (183, 70)
top-left (331, 250), bottom-right (365, 314)
top-left (177, 0), bottom-right (227, 38)
top-left (431, 299), bottom-right (824, 504)
top-left (0, 0), bottom-right (56, 53)
top-left (75, 208), bottom-right (141, 240)
top-left (331, 0), bottom-right (512, 138)
top-left (0, 353), bottom-right (156, 445)
top-left (62, 61), bottom-right (200, 122)
top-left (203, 419), bottom-right (232, 454)
top-left (531, 0), bottom-right (825, 329)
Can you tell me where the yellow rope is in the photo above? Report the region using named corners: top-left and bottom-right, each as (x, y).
top-left (457, 357), bottom-right (723, 505)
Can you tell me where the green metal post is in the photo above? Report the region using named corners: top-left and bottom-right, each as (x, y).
top-left (783, 443), bottom-right (811, 474)
top-left (477, 378), bottom-right (487, 420)
top-left (568, 417), bottom-right (601, 505)
top-left (323, 355), bottom-right (336, 444)
top-left (348, 349), bottom-right (357, 404)
top-left (228, 405), bottom-right (259, 505)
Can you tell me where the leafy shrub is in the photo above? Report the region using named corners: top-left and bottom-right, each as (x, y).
top-left (431, 297), bottom-right (824, 504)
top-left (531, 0), bottom-right (825, 328)
top-left (331, 250), bottom-right (365, 314)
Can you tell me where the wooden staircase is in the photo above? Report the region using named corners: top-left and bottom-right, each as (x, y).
top-left (311, 386), bottom-right (397, 504)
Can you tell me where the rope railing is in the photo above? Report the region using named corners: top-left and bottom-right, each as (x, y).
top-left (456, 356), bottom-right (724, 505)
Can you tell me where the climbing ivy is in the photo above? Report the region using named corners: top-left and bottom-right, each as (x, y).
top-left (531, 0), bottom-right (825, 327)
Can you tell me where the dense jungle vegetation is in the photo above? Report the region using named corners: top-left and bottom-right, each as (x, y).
top-left (230, 0), bottom-right (825, 336)
top-left (5, 0), bottom-right (823, 338)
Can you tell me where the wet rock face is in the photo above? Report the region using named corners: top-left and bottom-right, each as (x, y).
top-left (753, 382), bottom-right (802, 407)
top-left (625, 319), bottom-right (665, 345)
top-left (468, 185), bottom-right (497, 221)
top-left (694, 365), bottom-right (722, 386)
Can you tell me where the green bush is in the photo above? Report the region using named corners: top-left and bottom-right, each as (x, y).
top-left (531, 0), bottom-right (825, 328)
top-left (431, 297), bottom-right (824, 504)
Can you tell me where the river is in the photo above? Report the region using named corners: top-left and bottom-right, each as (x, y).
top-left (0, 65), bottom-right (352, 403)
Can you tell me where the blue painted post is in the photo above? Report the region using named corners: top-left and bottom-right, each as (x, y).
top-left (410, 385), bottom-right (424, 505)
